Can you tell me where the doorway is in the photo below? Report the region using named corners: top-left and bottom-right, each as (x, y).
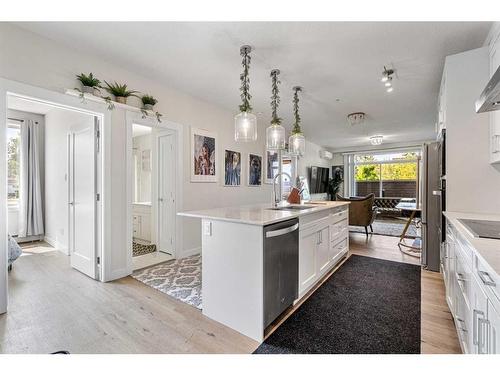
top-left (5, 94), bottom-right (102, 280)
top-left (128, 119), bottom-right (180, 271)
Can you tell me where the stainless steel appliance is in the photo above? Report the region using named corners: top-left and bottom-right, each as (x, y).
top-left (476, 65), bottom-right (500, 113)
top-left (421, 141), bottom-right (444, 272)
top-left (263, 218), bottom-right (299, 327)
top-left (458, 219), bottom-right (500, 240)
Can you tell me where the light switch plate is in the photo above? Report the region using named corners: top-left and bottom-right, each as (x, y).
top-left (203, 221), bottom-right (212, 236)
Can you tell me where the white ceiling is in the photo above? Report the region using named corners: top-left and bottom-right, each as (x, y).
top-left (15, 22), bottom-right (491, 149)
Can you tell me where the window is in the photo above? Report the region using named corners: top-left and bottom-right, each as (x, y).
top-left (7, 122), bottom-right (21, 207)
top-left (352, 151), bottom-right (420, 198)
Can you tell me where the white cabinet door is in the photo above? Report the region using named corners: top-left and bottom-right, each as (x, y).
top-left (487, 301), bottom-right (500, 354)
top-left (299, 229), bottom-right (318, 296)
top-left (316, 226), bottom-right (330, 276)
top-left (445, 236), bottom-right (456, 314)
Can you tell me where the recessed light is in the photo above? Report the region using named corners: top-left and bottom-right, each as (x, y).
top-left (386, 87), bottom-right (393, 93)
top-left (370, 135), bottom-right (383, 145)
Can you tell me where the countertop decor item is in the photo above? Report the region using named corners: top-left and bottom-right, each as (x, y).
top-left (266, 69), bottom-right (286, 150)
top-left (76, 72), bottom-right (101, 94)
top-left (234, 45), bottom-right (257, 142)
top-left (104, 81), bottom-right (139, 104)
top-left (288, 86), bottom-right (306, 156)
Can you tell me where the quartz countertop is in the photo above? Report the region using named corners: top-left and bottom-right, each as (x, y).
top-left (178, 201), bottom-right (350, 226)
top-left (444, 211), bottom-right (500, 276)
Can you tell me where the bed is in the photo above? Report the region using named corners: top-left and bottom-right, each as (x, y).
top-left (8, 234), bottom-right (22, 271)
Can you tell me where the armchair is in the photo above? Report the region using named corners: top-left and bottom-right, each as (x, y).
top-left (336, 193), bottom-right (378, 236)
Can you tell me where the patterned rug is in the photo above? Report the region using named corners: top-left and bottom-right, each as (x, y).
top-left (131, 254), bottom-right (202, 309)
top-left (132, 241), bottom-right (157, 257)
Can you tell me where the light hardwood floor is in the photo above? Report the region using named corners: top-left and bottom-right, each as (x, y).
top-left (0, 235), bottom-right (461, 354)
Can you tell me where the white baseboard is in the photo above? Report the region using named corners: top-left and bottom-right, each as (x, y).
top-left (44, 236), bottom-right (69, 255)
top-left (178, 246), bottom-right (201, 259)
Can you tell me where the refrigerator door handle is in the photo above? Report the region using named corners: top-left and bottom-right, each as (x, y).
top-left (432, 190), bottom-right (442, 196)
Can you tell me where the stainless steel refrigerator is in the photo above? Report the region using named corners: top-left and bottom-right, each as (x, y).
top-left (421, 140), bottom-right (444, 272)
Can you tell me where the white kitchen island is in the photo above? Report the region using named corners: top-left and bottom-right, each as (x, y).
top-left (178, 201), bottom-right (350, 342)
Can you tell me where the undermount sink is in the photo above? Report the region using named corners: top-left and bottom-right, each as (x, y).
top-left (267, 205), bottom-right (316, 211)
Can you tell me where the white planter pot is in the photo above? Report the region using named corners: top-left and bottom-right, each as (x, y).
top-left (82, 86), bottom-right (96, 94)
top-left (115, 96), bottom-right (127, 104)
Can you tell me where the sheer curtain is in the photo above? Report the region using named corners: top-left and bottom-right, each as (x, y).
top-left (18, 119), bottom-right (44, 237)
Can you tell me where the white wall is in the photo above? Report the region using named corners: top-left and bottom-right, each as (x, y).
top-left (6, 109), bottom-right (45, 238)
top-left (445, 46), bottom-right (500, 214)
top-left (0, 23), bottom-right (333, 264)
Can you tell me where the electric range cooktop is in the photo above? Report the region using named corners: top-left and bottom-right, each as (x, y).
top-left (458, 219), bottom-right (500, 240)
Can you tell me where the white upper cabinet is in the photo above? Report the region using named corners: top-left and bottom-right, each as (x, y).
top-left (489, 25), bottom-right (500, 164)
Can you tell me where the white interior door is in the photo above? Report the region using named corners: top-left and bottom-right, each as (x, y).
top-left (68, 117), bottom-right (97, 278)
top-left (158, 133), bottom-right (175, 255)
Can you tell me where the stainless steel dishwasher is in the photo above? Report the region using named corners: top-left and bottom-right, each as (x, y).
top-left (263, 218), bottom-right (299, 328)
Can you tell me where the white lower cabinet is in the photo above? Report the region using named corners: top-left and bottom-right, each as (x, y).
top-left (298, 207), bottom-right (349, 299)
top-left (444, 218), bottom-right (500, 354)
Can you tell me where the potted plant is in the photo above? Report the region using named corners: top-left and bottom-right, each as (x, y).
top-left (76, 72), bottom-right (101, 94)
top-left (141, 95), bottom-right (158, 111)
top-left (104, 81), bottom-right (139, 104)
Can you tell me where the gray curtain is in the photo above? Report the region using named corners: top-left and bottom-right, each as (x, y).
top-left (19, 119), bottom-right (44, 237)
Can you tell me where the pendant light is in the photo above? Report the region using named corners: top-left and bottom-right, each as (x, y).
top-left (288, 86), bottom-right (306, 156)
top-left (266, 69), bottom-right (286, 150)
top-left (234, 45), bottom-right (257, 142)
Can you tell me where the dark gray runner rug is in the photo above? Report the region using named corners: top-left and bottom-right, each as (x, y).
top-left (254, 255), bottom-right (421, 354)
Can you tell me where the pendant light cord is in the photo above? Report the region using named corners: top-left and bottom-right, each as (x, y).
top-left (239, 46), bottom-right (252, 112)
top-left (292, 86), bottom-right (302, 134)
top-left (270, 69), bottom-right (282, 125)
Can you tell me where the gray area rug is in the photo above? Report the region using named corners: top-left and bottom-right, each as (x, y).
top-left (349, 216), bottom-right (418, 237)
top-left (132, 254), bottom-right (202, 309)
top-left (254, 255), bottom-right (421, 354)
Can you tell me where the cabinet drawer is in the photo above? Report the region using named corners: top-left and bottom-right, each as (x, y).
top-left (454, 289), bottom-right (471, 354)
top-left (474, 256), bottom-right (500, 305)
top-left (455, 233), bottom-right (473, 268)
top-left (455, 248), bottom-right (471, 309)
top-left (331, 237), bottom-right (348, 257)
top-left (330, 219), bottom-right (348, 243)
top-left (329, 208), bottom-right (348, 224)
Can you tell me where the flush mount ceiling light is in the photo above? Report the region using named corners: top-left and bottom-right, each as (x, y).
top-left (381, 66), bottom-right (395, 93)
top-left (234, 45), bottom-right (257, 142)
top-left (369, 135), bottom-right (384, 146)
top-left (288, 86), bottom-right (306, 157)
top-left (347, 112), bottom-right (366, 126)
top-left (266, 69), bottom-right (286, 150)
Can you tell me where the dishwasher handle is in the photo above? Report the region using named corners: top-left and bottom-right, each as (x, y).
top-left (265, 223), bottom-right (299, 238)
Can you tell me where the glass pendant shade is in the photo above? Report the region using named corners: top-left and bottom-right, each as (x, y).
top-left (289, 132), bottom-right (306, 156)
top-left (266, 124), bottom-right (286, 150)
top-left (234, 111), bottom-right (257, 142)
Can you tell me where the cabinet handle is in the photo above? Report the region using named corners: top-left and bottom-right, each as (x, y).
top-left (473, 309), bottom-right (485, 346)
top-left (478, 317), bottom-right (490, 354)
top-left (478, 270), bottom-right (497, 287)
top-left (456, 272), bottom-right (466, 283)
top-left (456, 317), bottom-right (467, 333)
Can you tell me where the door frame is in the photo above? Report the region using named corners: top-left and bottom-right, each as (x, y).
top-left (125, 111), bottom-right (183, 273)
top-left (0, 77), bottom-right (109, 314)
